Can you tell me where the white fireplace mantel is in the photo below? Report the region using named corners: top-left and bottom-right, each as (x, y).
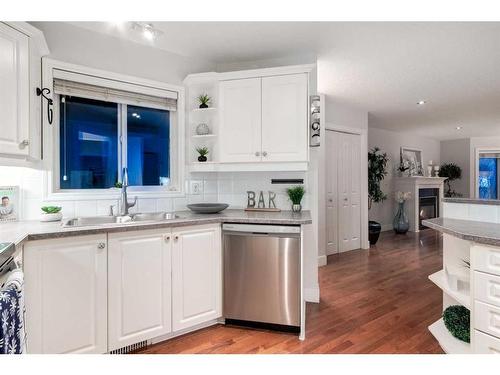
top-left (394, 177), bottom-right (447, 232)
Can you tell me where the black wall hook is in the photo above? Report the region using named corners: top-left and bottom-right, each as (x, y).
top-left (36, 87), bottom-right (54, 125)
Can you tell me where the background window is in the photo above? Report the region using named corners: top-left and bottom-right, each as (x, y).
top-left (479, 157), bottom-right (498, 199)
top-left (60, 96), bottom-right (118, 189)
top-left (127, 105), bottom-right (170, 186)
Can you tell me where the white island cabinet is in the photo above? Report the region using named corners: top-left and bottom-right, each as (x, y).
top-left (107, 229), bottom-right (172, 351)
top-left (172, 224), bottom-right (222, 331)
top-left (24, 234), bottom-right (108, 354)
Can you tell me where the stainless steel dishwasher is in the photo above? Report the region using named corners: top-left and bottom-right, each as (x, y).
top-left (223, 223), bottom-right (301, 332)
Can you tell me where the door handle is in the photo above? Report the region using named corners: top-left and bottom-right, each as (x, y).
top-left (255, 151), bottom-right (260, 157)
top-left (97, 242), bottom-right (106, 249)
top-left (174, 235), bottom-right (179, 241)
top-left (262, 151), bottom-right (268, 157)
top-left (164, 235), bottom-right (171, 242)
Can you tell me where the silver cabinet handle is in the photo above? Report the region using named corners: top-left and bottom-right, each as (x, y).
top-left (20, 139), bottom-right (29, 147)
top-left (164, 235), bottom-right (171, 242)
top-left (255, 151), bottom-right (260, 157)
top-left (97, 242), bottom-right (106, 249)
top-left (174, 235), bottom-right (179, 241)
top-left (262, 151), bottom-right (268, 157)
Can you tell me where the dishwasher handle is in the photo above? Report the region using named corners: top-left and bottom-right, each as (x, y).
top-left (222, 223), bottom-right (300, 235)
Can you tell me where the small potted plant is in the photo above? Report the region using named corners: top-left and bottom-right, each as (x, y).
top-left (40, 206), bottom-right (62, 222)
top-left (196, 146), bottom-right (209, 162)
top-left (197, 94), bottom-right (211, 109)
top-left (286, 186), bottom-right (305, 212)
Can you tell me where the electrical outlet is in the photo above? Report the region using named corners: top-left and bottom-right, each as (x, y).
top-left (190, 181), bottom-right (203, 195)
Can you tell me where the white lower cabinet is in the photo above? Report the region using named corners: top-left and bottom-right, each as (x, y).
top-left (107, 229), bottom-right (172, 351)
top-left (172, 224), bottom-right (222, 331)
top-left (24, 234), bottom-right (108, 354)
top-left (23, 224), bottom-right (223, 353)
top-left (475, 330), bottom-right (500, 354)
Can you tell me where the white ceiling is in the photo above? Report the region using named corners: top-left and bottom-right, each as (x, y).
top-left (70, 22), bottom-right (500, 140)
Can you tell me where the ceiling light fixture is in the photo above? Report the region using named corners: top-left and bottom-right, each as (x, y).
top-left (417, 100), bottom-right (426, 105)
top-left (456, 126), bottom-right (462, 130)
top-left (131, 22), bottom-right (163, 41)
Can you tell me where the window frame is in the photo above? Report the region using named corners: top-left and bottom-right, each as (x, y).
top-left (474, 147), bottom-right (500, 199)
top-left (43, 59), bottom-right (186, 201)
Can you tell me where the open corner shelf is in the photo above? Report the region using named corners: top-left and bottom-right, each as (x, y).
top-left (192, 134), bottom-right (217, 139)
top-left (428, 269), bottom-right (471, 309)
top-left (428, 318), bottom-right (471, 354)
top-left (191, 107), bottom-right (217, 113)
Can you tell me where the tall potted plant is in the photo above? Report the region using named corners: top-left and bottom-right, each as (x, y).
top-left (368, 147), bottom-right (389, 245)
top-left (438, 163), bottom-right (462, 197)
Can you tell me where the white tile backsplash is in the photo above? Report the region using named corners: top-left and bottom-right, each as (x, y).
top-left (1, 165), bottom-right (309, 219)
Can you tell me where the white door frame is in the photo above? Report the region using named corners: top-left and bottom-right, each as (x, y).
top-left (324, 124), bottom-right (369, 254)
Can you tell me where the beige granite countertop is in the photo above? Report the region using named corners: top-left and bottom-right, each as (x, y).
top-left (0, 209), bottom-right (312, 247)
top-left (422, 217), bottom-right (500, 246)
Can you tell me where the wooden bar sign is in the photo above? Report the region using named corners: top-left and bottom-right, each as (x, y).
top-left (244, 191), bottom-right (281, 212)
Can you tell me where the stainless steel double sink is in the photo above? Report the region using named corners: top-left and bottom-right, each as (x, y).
top-left (62, 212), bottom-right (179, 227)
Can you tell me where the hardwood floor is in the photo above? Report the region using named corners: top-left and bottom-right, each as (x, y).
top-left (137, 229), bottom-right (444, 354)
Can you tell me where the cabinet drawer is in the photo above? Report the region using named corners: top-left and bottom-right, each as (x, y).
top-left (472, 244), bottom-right (500, 275)
top-left (474, 330), bottom-right (500, 354)
top-left (475, 271), bottom-right (500, 308)
top-left (475, 300), bottom-right (500, 339)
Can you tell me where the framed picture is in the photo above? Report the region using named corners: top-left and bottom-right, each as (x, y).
top-left (0, 186), bottom-right (19, 222)
top-left (400, 147), bottom-right (423, 176)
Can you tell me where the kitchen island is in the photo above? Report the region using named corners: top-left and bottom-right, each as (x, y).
top-left (423, 198), bottom-right (500, 354)
top-left (3, 209), bottom-right (312, 354)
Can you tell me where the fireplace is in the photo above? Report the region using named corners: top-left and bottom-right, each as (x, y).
top-left (419, 188), bottom-right (439, 230)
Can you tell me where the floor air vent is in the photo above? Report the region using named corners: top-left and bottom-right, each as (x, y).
top-left (109, 340), bottom-right (148, 354)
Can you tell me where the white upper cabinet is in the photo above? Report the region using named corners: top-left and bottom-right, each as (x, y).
top-left (108, 229), bottom-right (172, 351)
top-left (218, 72), bottom-right (309, 164)
top-left (261, 73), bottom-right (308, 162)
top-left (24, 234), bottom-right (108, 354)
top-left (172, 224), bottom-right (222, 331)
top-left (219, 78), bottom-right (262, 162)
top-left (0, 22), bottom-right (48, 161)
top-left (0, 23), bottom-right (30, 157)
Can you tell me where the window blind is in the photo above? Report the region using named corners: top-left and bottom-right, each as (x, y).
top-left (53, 70), bottom-right (177, 111)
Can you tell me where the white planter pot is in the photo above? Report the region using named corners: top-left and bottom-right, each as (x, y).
top-left (40, 212), bottom-right (63, 222)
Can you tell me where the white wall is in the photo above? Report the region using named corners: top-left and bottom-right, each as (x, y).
top-left (440, 138), bottom-right (471, 197)
top-left (367, 127), bottom-right (441, 230)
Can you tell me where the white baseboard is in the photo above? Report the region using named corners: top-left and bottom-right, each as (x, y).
top-left (318, 255), bottom-right (327, 267)
top-left (151, 318), bottom-right (220, 345)
top-left (304, 286), bottom-right (320, 303)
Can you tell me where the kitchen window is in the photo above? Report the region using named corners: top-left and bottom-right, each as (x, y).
top-left (47, 62), bottom-right (185, 197)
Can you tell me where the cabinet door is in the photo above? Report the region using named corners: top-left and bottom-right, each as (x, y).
top-left (0, 23), bottom-right (30, 157)
top-left (261, 73), bottom-right (308, 162)
top-left (108, 229), bottom-right (172, 351)
top-left (172, 224), bottom-right (222, 331)
top-left (219, 78), bottom-right (262, 162)
top-left (24, 234), bottom-right (107, 354)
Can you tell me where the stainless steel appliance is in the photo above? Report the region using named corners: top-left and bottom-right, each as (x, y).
top-left (223, 223), bottom-right (301, 331)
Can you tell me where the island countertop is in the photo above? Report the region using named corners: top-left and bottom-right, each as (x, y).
top-left (422, 217), bottom-right (500, 247)
top-left (0, 209), bottom-right (312, 247)
top-left (443, 197), bottom-right (500, 206)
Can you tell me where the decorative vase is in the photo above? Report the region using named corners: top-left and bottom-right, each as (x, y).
top-left (369, 221), bottom-right (382, 245)
top-left (198, 155), bottom-right (207, 162)
top-left (196, 123), bottom-right (210, 135)
top-left (199, 103), bottom-right (208, 109)
top-left (40, 212), bottom-right (63, 222)
top-left (393, 201), bottom-right (409, 234)
top-left (292, 204), bottom-right (302, 212)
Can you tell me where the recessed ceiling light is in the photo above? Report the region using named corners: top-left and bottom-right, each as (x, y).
top-left (131, 22), bottom-right (163, 41)
top-left (456, 126), bottom-right (462, 130)
top-left (417, 100), bottom-right (426, 105)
